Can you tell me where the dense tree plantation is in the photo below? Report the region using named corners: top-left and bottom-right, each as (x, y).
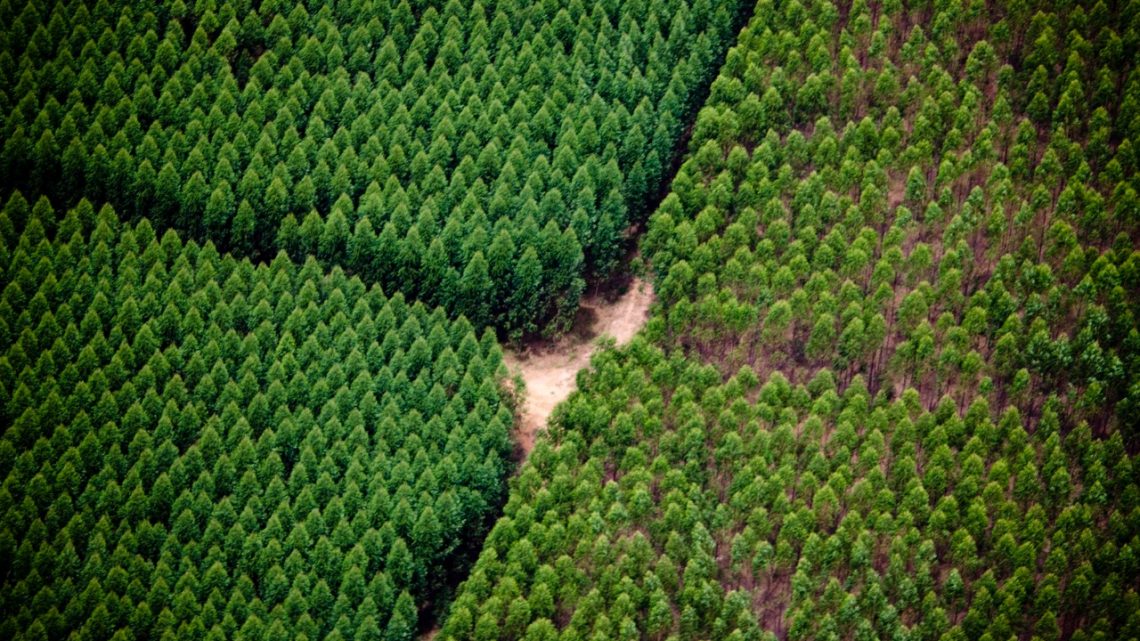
top-left (645, 0), bottom-right (1140, 426)
top-left (441, 1), bottom-right (1140, 641)
top-left (0, 0), bottom-right (746, 336)
top-left (0, 194), bottom-right (516, 640)
top-left (4, 0), bottom-right (1140, 641)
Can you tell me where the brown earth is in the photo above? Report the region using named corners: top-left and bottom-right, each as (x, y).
top-left (503, 277), bottom-right (655, 455)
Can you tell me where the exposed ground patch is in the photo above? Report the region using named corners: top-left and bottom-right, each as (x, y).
top-left (504, 278), bottom-right (654, 455)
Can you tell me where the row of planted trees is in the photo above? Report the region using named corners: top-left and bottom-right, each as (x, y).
top-left (1, 193), bottom-right (516, 641)
top-left (0, 0), bottom-right (745, 337)
top-left (439, 0), bottom-right (1140, 640)
top-left (4, 0), bottom-right (1140, 639)
top-left (0, 0), bottom-right (759, 639)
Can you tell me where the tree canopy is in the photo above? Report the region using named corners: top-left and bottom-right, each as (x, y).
top-left (0, 195), bottom-right (515, 640)
top-left (441, 1), bottom-right (1140, 640)
top-left (0, 0), bottom-right (746, 337)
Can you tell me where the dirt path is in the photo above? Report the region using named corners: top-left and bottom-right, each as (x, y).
top-left (503, 277), bottom-right (654, 455)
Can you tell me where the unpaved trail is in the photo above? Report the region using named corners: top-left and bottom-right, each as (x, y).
top-left (503, 277), bottom-right (654, 455)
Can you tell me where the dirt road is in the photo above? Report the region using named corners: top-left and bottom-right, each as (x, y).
top-left (503, 277), bottom-right (654, 455)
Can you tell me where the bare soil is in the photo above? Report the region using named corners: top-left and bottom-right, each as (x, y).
top-left (503, 277), bottom-right (654, 455)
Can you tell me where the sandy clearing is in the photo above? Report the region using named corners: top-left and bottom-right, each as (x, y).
top-left (503, 277), bottom-right (654, 455)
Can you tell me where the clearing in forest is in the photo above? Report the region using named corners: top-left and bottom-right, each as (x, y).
top-left (504, 277), bottom-right (654, 455)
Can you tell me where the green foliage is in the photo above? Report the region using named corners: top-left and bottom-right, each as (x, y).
top-left (4, 2), bottom-right (1140, 641)
top-left (0, 0), bottom-right (746, 336)
top-left (442, 1), bottom-right (1140, 640)
top-left (0, 199), bottom-right (514, 640)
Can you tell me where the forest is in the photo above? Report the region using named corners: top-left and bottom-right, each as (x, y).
top-left (0, 0), bottom-right (743, 338)
top-left (2, 1), bottom-right (1140, 641)
top-left (1, 194), bottom-right (515, 640)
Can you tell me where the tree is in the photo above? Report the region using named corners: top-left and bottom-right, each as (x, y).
top-left (386, 538), bottom-right (414, 592)
top-left (806, 314), bottom-right (836, 362)
top-left (385, 591), bottom-right (416, 641)
top-left (508, 247), bottom-right (543, 340)
top-left (232, 199), bottom-right (256, 255)
top-left (505, 597), bottom-right (532, 638)
top-left (473, 612), bottom-right (499, 641)
top-left (458, 252), bottom-right (493, 329)
top-left (348, 218), bottom-right (379, 281)
top-left (523, 619), bottom-right (558, 641)
top-left (319, 205), bottom-right (350, 264)
top-left (204, 182), bottom-right (235, 244)
top-left (265, 176), bottom-right (290, 230)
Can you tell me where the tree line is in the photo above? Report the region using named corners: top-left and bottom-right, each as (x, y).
top-left (0, 192), bottom-right (516, 641)
top-left (0, 0), bottom-right (745, 338)
top-left (441, 0), bottom-right (1140, 640)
